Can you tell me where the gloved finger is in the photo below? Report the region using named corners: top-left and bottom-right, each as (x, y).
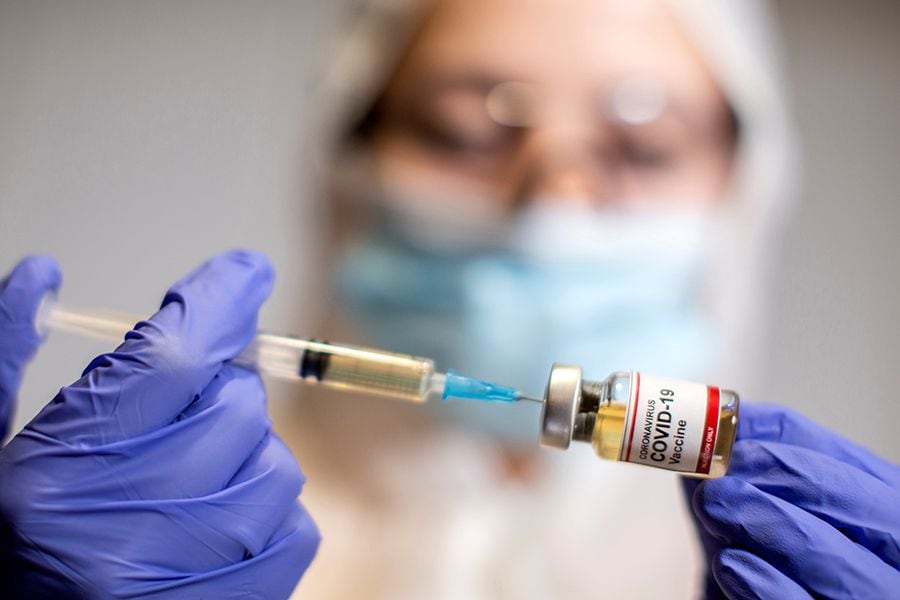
top-left (49, 366), bottom-right (273, 501)
top-left (29, 250), bottom-right (274, 445)
top-left (682, 477), bottom-right (728, 557)
top-left (738, 403), bottom-right (899, 487)
top-left (138, 501), bottom-right (320, 599)
top-left (729, 439), bottom-right (900, 568)
top-left (15, 493), bottom-right (320, 596)
top-left (0, 255), bottom-right (62, 439)
top-left (713, 549), bottom-right (811, 600)
top-left (135, 432), bottom-right (305, 573)
top-left (694, 476), bottom-right (900, 598)
top-left (195, 431), bottom-right (305, 559)
top-left (0, 255), bottom-right (62, 323)
top-left (681, 477), bottom-right (732, 599)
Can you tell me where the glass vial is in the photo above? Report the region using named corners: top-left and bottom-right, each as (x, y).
top-left (539, 364), bottom-right (739, 478)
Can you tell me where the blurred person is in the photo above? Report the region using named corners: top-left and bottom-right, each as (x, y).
top-left (1, 0), bottom-right (898, 598)
top-left (275, 0), bottom-right (898, 597)
top-left (285, 0), bottom-right (727, 596)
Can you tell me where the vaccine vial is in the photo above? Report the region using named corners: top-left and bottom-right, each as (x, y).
top-left (539, 364), bottom-right (739, 477)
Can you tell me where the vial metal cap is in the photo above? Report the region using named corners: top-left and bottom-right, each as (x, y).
top-left (539, 363), bottom-right (583, 450)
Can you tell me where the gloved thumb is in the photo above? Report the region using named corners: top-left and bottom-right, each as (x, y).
top-left (0, 255), bottom-right (62, 441)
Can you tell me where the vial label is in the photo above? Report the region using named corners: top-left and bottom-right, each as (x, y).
top-left (618, 372), bottom-right (720, 474)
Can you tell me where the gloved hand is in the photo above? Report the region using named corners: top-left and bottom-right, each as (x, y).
top-left (0, 255), bottom-right (62, 441)
top-left (687, 403), bottom-right (900, 599)
top-left (0, 250), bottom-right (320, 599)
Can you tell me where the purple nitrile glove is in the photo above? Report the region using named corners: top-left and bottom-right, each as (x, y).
top-left (0, 250), bottom-right (320, 599)
top-left (0, 255), bottom-right (62, 442)
top-left (686, 403), bottom-right (899, 599)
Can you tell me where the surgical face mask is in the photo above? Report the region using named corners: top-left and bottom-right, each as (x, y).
top-left (336, 198), bottom-right (720, 442)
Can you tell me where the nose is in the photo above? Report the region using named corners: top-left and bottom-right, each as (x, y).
top-left (510, 127), bottom-right (611, 208)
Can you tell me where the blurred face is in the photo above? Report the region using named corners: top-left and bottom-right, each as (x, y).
top-left (364, 0), bottom-right (737, 211)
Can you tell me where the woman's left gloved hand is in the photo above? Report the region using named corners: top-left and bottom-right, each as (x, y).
top-left (687, 403), bottom-right (900, 599)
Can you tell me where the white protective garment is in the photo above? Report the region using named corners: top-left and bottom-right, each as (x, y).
top-left (282, 0), bottom-right (799, 598)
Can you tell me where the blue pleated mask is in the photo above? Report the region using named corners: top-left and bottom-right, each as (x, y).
top-left (336, 201), bottom-right (720, 442)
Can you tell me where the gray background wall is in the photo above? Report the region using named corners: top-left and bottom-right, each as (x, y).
top-left (766, 0), bottom-right (900, 459)
top-left (1, 0), bottom-right (898, 461)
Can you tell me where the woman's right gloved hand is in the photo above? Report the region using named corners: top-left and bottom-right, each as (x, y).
top-left (686, 403), bottom-right (900, 599)
top-left (0, 250), bottom-right (319, 599)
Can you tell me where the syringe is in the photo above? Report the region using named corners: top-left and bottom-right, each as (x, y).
top-left (45, 305), bottom-right (541, 405)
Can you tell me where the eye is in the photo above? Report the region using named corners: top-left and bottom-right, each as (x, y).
top-left (618, 139), bottom-right (677, 170)
top-left (409, 104), bottom-right (519, 160)
top-left (413, 116), bottom-right (513, 155)
top-left (390, 85), bottom-right (521, 158)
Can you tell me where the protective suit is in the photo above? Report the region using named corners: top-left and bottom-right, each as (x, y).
top-left (274, 0), bottom-right (799, 598)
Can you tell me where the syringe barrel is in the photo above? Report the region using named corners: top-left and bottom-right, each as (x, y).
top-left (45, 305), bottom-right (438, 403)
top-left (240, 334), bottom-right (436, 403)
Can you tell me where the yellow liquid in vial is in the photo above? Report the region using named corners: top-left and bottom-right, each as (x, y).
top-left (590, 391), bottom-right (739, 478)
